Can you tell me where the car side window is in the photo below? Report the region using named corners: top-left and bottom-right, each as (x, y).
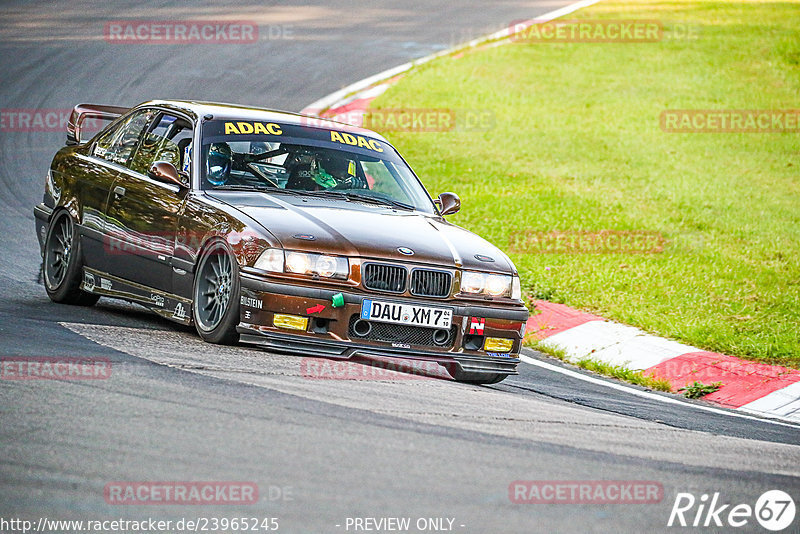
top-left (93, 110), bottom-right (155, 167)
top-left (129, 113), bottom-right (194, 176)
top-left (360, 160), bottom-right (407, 200)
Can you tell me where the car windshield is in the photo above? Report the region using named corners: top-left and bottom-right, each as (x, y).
top-left (199, 119), bottom-right (435, 213)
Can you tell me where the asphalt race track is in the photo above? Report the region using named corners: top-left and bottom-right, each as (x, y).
top-left (1, 1), bottom-right (798, 533)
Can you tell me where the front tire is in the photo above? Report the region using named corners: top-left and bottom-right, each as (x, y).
top-left (43, 211), bottom-right (99, 306)
top-left (192, 240), bottom-right (240, 344)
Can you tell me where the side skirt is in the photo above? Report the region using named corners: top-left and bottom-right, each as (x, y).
top-left (81, 267), bottom-right (193, 325)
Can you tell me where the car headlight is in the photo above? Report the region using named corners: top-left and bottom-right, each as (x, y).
top-left (254, 248), bottom-right (284, 273)
top-left (285, 251), bottom-right (311, 274)
top-left (485, 274), bottom-right (509, 296)
top-left (285, 251), bottom-right (349, 280)
top-left (511, 275), bottom-right (522, 301)
top-left (460, 271), bottom-right (518, 299)
top-left (461, 271), bottom-right (485, 293)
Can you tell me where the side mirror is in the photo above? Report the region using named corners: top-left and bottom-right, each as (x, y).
top-left (437, 192), bottom-right (461, 216)
top-left (148, 161), bottom-right (185, 188)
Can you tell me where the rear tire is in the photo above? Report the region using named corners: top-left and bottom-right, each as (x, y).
top-left (43, 211), bottom-right (99, 306)
top-left (192, 240), bottom-right (240, 344)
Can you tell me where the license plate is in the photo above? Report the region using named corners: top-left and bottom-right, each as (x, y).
top-left (360, 299), bottom-right (453, 329)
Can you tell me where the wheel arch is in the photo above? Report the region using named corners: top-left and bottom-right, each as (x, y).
top-left (50, 203), bottom-right (80, 225)
top-left (197, 226), bottom-right (271, 270)
top-left (191, 236), bottom-right (241, 344)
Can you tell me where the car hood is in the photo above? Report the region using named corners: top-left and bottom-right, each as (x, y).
top-left (210, 191), bottom-right (516, 273)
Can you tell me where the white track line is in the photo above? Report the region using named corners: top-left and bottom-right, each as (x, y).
top-left (297, 0), bottom-right (800, 432)
top-left (302, 0), bottom-right (606, 115)
top-left (739, 382), bottom-right (800, 421)
top-left (519, 353), bottom-right (800, 429)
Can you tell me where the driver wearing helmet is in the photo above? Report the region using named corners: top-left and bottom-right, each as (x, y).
top-left (312, 154), bottom-right (366, 190)
top-left (206, 142), bottom-right (232, 186)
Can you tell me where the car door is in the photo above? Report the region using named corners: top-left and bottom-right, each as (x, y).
top-left (78, 109), bottom-right (156, 273)
top-left (104, 111), bottom-right (193, 293)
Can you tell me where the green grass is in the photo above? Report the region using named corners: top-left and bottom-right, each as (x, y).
top-left (678, 381), bottom-right (723, 399)
top-left (368, 0), bottom-right (800, 368)
top-left (527, 340), bottom-right (673, 392)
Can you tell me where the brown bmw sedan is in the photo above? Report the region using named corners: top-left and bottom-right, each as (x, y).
top-left (34, 100), bottom-right (529, 384)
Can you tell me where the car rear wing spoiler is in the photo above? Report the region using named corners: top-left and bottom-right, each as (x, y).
top-left (66, 103), bottom-right (130, 146)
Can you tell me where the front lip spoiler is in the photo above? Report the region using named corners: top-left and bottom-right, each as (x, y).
top-left (236, 325), bottom-right (520, 376)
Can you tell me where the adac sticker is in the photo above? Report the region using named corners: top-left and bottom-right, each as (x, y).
top-left (330, 131), bottom-right (383, 152)
top-left (224, 122), bottom-right (283, 136)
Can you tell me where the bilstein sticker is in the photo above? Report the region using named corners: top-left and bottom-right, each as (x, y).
top-left (224, 122), bottom-right (282, 135)
top-left (329, 131), bottom-right (383, 152)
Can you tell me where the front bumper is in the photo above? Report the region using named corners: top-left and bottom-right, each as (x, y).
top-left (237, 273), bottom-right (529, 377)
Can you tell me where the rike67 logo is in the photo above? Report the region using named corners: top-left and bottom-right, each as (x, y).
top-left (668, 490), bottom-right (795, 531)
